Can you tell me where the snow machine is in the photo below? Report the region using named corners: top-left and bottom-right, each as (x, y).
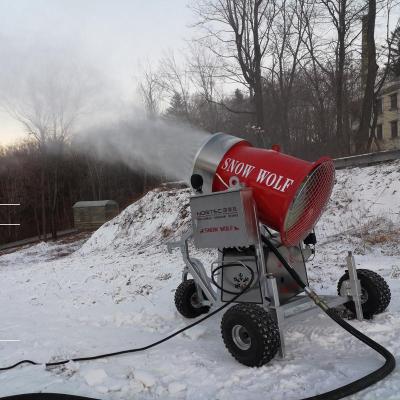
top-left (168, 133), bottom-right (391, 366)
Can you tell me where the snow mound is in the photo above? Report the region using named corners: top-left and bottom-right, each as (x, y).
top-left (317, 160), bottom-right (400, 241)
top-left (82, 368), bottom-right (108, 386)
top-left (81, 160), bottom-right (400, 255)
top-left (80, 188), bottom-right (191, 254)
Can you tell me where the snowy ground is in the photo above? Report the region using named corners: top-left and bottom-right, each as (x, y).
top-left (0, 161), bottom-right (400, 399)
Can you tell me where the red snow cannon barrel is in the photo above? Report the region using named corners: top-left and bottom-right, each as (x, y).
top-left (192, 133), bottom-right (335, 246)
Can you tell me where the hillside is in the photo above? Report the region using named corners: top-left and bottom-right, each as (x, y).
top-left (0, 161), bottom-right (399, 399)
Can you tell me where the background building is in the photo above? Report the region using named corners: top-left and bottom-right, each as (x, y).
top-left (376, 79), bottom-right (400, 150)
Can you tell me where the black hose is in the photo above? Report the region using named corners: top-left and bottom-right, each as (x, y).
top-left (0, 395), bottom-right (98, 400)
top-left (262, 235), bottom-right (396, 400)
top-left (303, 309), bottom-right (396, 400)
top-left (262, 235), bottom-right (306, 289)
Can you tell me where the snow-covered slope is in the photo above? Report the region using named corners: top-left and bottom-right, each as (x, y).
top-left (318, 160), bottom-right (400, 240)
top-left (80, 188), bottom-right (191, 255)
top-left (0, 161), bottom-right (400, 400)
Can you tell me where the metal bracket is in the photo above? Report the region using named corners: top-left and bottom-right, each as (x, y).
top-left (167, 230), bottom-right (217, 305)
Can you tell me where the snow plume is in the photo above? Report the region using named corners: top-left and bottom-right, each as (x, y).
top-left (76, 118), bottom-right (210, 183)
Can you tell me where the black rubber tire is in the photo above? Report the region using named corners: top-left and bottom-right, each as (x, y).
top-left (337, 269), bottom-right (391, 318)
top-left (174, 279), bottom-right (210, 318)
top-left (221, 303), bottom-right (280, 367)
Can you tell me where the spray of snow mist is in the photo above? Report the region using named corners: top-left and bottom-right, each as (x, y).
top-left (77, 118), bottom-right (210, 183)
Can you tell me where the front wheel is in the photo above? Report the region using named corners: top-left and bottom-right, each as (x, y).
top-left (174, 279), bottom-right (210, 318)
top-left (337, 269), bottom-right (391, 318)
top-left (221, 304), bottom-right (280, 367)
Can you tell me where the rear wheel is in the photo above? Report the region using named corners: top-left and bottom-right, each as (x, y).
top-left (337, 269), bottom-right (391, 318)
top-left (174, 279), bottom-right (210, 318)
top-left (221, 303), bottom-right (280, 367)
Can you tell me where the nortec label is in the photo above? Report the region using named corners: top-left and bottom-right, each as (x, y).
top-left (221, 157), bottom-right (295, 193)
top-left (196, 206), bottom-right (238, 220)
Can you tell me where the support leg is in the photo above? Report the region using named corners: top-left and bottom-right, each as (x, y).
top-left (266, 274), bottom-right (286, 358)
top-left (346, 251), bottom-right (364, 321)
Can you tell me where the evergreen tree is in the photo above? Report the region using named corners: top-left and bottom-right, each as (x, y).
top-left (165, 92), bottom-right (188, 121)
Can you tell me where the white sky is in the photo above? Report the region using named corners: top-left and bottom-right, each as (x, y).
top-left (0, 0), bottom-right (195, 145)
top-left (0, 0), bottom-right (398, 146)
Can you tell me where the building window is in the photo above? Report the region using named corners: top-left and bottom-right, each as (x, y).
top-left (390, 93), bottom-right (398, 110)
top-left (376, 124), bottom-right (383, 140)
top-left (391, 120), bottom-right (398, 138)
top-left (377, 98), bottom-right (383, 114)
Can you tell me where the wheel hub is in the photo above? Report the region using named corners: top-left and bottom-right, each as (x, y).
top-left (232, 324), bottom-right (251, 350)
top-left (340, 280), bottom-right (368, 304)
top-left (190, 292), bottom-right (202, 309)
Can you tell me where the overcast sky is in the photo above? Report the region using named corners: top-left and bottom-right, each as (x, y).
top-left (0, 1), bottom-right (398, 146)
top-left (0, 0), bottom-right (194, 145)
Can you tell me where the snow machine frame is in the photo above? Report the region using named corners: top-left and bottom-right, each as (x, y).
top-left (168, 186), bottom-right (364, 357)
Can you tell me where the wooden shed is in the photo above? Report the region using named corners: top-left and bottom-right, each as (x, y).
top-left (73, 200), bottom-right (119, 230)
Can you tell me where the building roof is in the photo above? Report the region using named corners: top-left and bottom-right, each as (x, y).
top-left (380, 79), bottom-right (400, 96)
top-left (73, 200), bottom-right (118, 208)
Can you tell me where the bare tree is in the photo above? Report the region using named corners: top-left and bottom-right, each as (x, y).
top-left (193, 0), bottom-right (278, 140)
top-left (158, 52), bottom-right (193, 123)
top-left (367, 3), bottom-right (399, 151)
top-left (319, 0), bottom-right (365, 154)
top-left (0, 65), bottom-right (92, 239)
top-left (356, 5), bottom-right (378, 152)
top-left (138, 63), bottom-right (164, 119)
top-left (188, 44), bottom-right (218, 101)
top-left (187, 44), bottom-right (225, 131)
top-left (298, 1), bottom-right (337, 153)
top-left (267, 0), bottom-right (314, 150)
top-left (0, 141), bottom-right (148, 246)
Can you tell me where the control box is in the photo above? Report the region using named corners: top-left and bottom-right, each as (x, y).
top-left (190, 188), bottom-right (258, 249)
